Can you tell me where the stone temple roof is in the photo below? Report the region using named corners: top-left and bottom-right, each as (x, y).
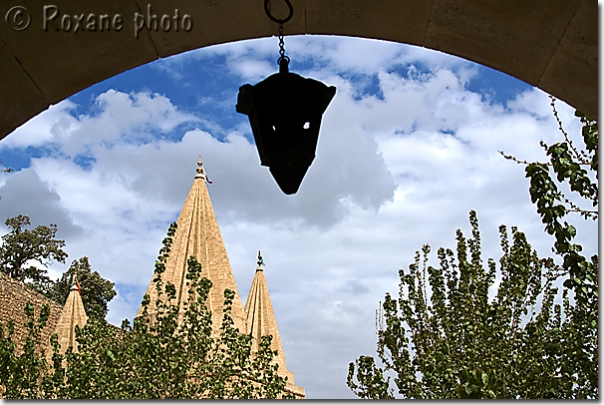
top-left (135, 156), bottom-right (304, 397)
top-left (136, 156), bottom-right (246, 331)
top-left (52, 275), bottom-right (88, 355)
top-left (244, 253), bottom-right (305, 397)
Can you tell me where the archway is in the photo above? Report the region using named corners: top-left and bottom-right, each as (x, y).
top-left (0, 0), bottom-right (597, 140)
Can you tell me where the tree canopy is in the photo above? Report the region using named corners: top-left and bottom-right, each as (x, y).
top-left (0, 215), bottom-right (67, 284)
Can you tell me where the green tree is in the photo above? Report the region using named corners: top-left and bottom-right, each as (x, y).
top-left (0, 222), bottom-right (294, 399)
top-left (45, 257), bottom-right (117, 320)
top-left (0, 215), bottom-right (68, 285)
top-left (348, 103), bottom-right (598, 399)
top-left (500, 100), bottom-right (597, 396)
top-left (348, 211), bottom-right (588, 398)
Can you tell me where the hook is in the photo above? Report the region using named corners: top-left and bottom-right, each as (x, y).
top-left (264, 0), bottom-right (293, 24)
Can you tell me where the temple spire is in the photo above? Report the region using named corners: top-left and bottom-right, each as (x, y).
top-left (136, 156), bottom-right (245, 331)
top-left (244, 253), bottom-right (305, 397)
top-left (53, 273), bottom-right (88, 355)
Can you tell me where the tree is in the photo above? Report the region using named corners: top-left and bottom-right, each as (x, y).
top-left (348, 103), bottom-right (598, 399)
top-left (0, 215), bottom-right (68, 284)
top-left (348, 211), bottom-right (591, 398)
top-left (0, 223), bottom-right (294, 399)
top-left (45, 257), bottom-right (117, 320)
top-left (500, 100), bottom-right (597, 396)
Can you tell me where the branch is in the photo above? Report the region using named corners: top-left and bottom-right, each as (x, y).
top-left (549, 96), bottom-right (591, 165)
top-left (498, 151), bottom-right (551, 166)
top-left (562, 195), bottom-right (598, 219)
top-left (499, 150), bottom-right (593, 169)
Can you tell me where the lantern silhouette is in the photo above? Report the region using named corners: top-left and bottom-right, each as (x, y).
top-left (236, 59), bottom-right (336, 194)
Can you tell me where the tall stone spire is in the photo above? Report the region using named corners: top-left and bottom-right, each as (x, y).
top-left (136, 156), bottom-right (246, 332)
top-left (244, 252), bottom-right (305, 398)
top-left (53, 274), bottom-right (87, 354)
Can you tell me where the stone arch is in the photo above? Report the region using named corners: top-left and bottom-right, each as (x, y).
top-left (0, 0), bottom-right (596, 140)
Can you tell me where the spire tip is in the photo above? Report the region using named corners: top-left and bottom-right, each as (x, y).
top-left (195, 154), bottom-right (206, 180)
top-left (71, 272), bottom-right (82, 294)
top-left (257, 251), bottom-right (265, 269)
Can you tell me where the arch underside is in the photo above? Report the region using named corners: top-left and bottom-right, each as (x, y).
top-left (0, 0), bottom-right (597, 140)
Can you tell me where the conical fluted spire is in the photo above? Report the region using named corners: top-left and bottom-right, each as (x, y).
top-left (244, 252), bottom-right (305, 397)
top-left (53, 274), bottom-right (88, 354)
top-left (136, 157), bottom-right (246, 332)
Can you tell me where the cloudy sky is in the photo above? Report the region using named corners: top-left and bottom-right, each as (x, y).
top-left (0, 36), bottom-right (597, 399)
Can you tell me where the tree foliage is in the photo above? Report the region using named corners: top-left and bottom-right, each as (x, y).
top-left (45, 257), bottom-right (117, 320)
top-left (0, 222), bottom-right (293, 399)
top-left (0, 215), bottom-right (67, 284)
top-left (0, 303), bottom-right (63, 399)
top-left (0, 215), bottom-right (116, 320)
top-left (501, 101), bottom-right (597, 395)
top-left (348, 104), bottom-right (598, 399)
top-left (348, 211), bottom-right (595, 398)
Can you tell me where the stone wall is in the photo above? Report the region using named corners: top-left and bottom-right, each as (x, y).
top-left (0, 273), bottom-right (63, 354)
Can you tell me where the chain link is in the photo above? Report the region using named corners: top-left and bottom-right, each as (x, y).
top-left (277, 22), bottom-right (290, 66)
top-left (278, 23), bottom-right (286, 62)
top-left (264, 0), bottom-right (293, 24)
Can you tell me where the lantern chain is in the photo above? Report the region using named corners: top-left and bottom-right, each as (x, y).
top-left (265, 0), bottom-right (292, 66)
top-left (278, 23), bottom-right (289, 65)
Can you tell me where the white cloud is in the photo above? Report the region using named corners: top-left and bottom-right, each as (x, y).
top-left (160, 35), bottom-right (474, 83)
top-left (4, 90), bottom-right (200, 159)
top-left (0, 168), bottom-right (83, 239)
top-left (0, 102), bottom-right (78, 149)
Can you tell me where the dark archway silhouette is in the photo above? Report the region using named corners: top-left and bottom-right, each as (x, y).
top-left (0, 0), bottom-right (596, 140)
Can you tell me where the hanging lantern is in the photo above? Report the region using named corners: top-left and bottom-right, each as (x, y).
top-left (236, 0), bottom-right (336, 195)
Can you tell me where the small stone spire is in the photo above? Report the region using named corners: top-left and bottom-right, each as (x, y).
top-left (244, 253), bottom-right (305, 398)
top-left (52, 272), bottom-right (88, 356)
top-left (195, 154), bottom-right (206, 180)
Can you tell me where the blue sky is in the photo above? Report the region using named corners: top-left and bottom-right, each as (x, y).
top-left (0, 36), bottom-right (597, 399)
